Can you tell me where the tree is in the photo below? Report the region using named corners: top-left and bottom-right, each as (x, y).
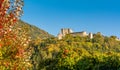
top-left (0, 0), bottom-right (32, 69)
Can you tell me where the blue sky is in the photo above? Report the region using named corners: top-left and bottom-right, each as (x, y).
top-left (21, 0), bottom-right (120, 37)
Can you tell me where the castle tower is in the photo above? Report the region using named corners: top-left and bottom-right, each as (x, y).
top-left (57, 28), bottom-right (73, 40)
top-left (89, 32), bottom-right (93, 39)
top-left (61, 28), bottom-right (73, 36)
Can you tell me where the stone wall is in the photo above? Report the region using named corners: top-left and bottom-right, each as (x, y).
top-left (57, 28), bottom-right (93, 39)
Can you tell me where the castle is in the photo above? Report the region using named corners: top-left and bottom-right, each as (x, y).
top-left (57, 28), bottom-right (93, 39)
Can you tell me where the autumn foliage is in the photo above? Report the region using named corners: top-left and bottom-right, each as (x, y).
top-left (1, 0), bottom-right (120, 70)
top-left (0, 0), bottom-right (33, 69)
top-left (36, 34), bottom-right (120, 70)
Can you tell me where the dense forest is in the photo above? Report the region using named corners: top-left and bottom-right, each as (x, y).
top-left (31, 33), bottom-right (120, 70)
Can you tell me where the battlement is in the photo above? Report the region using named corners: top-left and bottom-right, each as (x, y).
top-left (61, 28), bottom-right (73, 35)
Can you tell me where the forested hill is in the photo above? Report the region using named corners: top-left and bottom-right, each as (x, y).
top-left (15, 20), bottom-right (53, 40)
top-left (33, 33), bottom-right (120, 70)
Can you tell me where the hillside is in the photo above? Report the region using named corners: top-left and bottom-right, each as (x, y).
top-left (15, 20), bottom-right (53, 40)
top-left (1, 19), bottom-right (120, 70)
top-left (32, 34), bottom-right (120, 70)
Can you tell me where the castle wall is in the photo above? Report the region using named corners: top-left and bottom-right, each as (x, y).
top-left (70, 32), bottom-right (88, 37)
top-left (57, 28), bottom-right (93, 39)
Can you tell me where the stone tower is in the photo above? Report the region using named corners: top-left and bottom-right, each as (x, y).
top-left (61, 28), bottom-right (73, 35)
top-left (58, 28), bottom-right (73, 39)
top-left (89, 32), bottom-right (93, 39)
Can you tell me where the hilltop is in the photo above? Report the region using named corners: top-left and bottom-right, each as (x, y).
top-left (14, 20), bottom-right (53, 40)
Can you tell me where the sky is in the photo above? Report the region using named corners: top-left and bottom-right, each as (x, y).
top-left (21, 0), bottom-right (120, 38)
